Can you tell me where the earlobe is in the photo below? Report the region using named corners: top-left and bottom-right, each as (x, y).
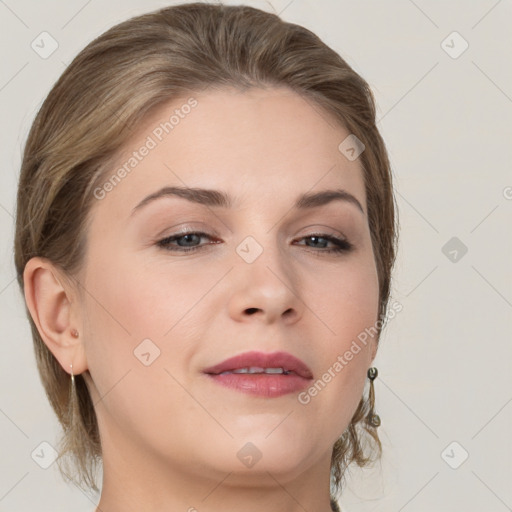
top-left (23, 257), bottom-right (88, 375)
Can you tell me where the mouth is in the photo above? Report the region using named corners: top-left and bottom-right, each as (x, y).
top-left (217, 367), bottom-right (296, 375)
top-left (202, 350), bottom-right (313, 398)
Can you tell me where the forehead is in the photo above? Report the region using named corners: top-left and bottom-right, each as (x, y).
top-left (91, 86), bottom-right (367, 219)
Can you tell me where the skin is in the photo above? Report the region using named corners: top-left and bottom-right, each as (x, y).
top-left (24, 86), bottom-right (380, 512)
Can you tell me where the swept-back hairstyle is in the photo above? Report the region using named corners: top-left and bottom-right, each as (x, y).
top-left (14, 1), bottom-right (398, 500)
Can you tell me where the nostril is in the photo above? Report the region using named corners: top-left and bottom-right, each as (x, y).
top-left (245, 308), bottom-right (260, 315)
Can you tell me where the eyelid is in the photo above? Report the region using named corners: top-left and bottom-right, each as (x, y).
top-left (156, 223), bottom-right (348, 242)
top-left (156, 222), bottom-right (219, 238)
top-left (294, 224), bottom-right (349, 240)
top-left (156, 228), bottom-right (354, 255)
top-left (156, 229), bottom-right (218, 248)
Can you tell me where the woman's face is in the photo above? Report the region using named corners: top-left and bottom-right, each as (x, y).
top-left (79, 86), bottom-right (379, 486)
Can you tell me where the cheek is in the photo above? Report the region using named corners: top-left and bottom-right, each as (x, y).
top-left (80, 246), bottom-right (212, 396)
top-left (79, 246), bottom-right (160, 398)
top-left (80, 254), bottom-right (177, 441)
top-left (82, 247), bottom-right (174, 340)
top-left (296, 256), bottom-right (379, 435)
top-left (308, 253), bottom-right (380, 342)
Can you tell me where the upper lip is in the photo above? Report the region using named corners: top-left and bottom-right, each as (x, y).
top-left (203, 350), bottom-right (313, 379)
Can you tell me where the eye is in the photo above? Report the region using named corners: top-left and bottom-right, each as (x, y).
top-left (157, 231), bottom-right (218, 252)
top-left (156, 231), bottom-right (353, 254)
top-left (293, 234), bottom-right (353, 254)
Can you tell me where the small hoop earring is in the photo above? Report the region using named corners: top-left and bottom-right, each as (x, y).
top-left (367, 366), bottom-right (381, 428)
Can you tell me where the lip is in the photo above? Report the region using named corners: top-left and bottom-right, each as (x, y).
top-left (202, 350), bottom-right (313, 398)
top-left (203, 350), bottom-right (313, 379)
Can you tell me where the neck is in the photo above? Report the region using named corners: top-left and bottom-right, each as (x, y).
top-left (94, 425), bottom-right (335, 512)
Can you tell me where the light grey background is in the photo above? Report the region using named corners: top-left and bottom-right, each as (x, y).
top-left (1, 1), bottom-right (511, 511)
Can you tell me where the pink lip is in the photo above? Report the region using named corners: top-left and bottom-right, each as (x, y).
top-left (202, 350), bottom-right (313, 398)
top-left (203, 350), bottom-right (313, 378)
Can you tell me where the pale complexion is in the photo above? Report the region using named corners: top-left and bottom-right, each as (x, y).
top-left (24, 86), bottom-right (380, 512)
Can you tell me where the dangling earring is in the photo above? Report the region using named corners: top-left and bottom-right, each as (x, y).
top-left (68, 363), bottom-right (80, 432)
top-left (367, 367), bottom-right (381, 427)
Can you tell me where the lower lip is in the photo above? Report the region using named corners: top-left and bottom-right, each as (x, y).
top-left (205, 373), bottom-right (312, 398)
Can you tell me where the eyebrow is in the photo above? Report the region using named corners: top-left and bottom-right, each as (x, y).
top-left (130, 186), bottom-right (365, 217)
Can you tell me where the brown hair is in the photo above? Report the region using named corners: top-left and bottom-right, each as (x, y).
top-left (14, 2), bottom-right (398, 499)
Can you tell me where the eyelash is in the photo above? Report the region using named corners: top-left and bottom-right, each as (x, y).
top-left (156, 231), bottom-right (353, 254)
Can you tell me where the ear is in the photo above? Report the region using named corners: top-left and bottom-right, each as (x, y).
top-left (23, 257), bottom-right (88, 376)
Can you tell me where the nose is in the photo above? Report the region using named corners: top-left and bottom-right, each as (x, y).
top-left (226, 240), bottom-right (304, 325)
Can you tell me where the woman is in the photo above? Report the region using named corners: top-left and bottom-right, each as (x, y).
top-left (14, 3), bottom-right (398, 511)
